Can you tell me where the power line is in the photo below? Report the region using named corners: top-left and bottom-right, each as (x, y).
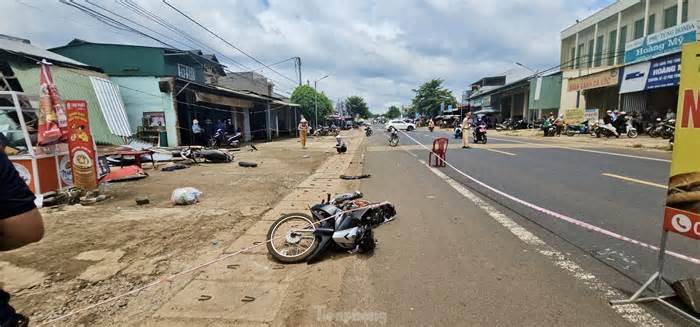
top-left (58, 0), bottom-right (294, 96)
top-left (161, 0), bottom-right (299, 86)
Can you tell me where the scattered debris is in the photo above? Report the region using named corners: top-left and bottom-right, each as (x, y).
top-left (671, 277), bottom-right (700, 314)
top-left (250, 144), bottom-right (258, 151)
top-left (241, 295), bottom-right (255, 302)
top-left (161, 163), bottom-right (188, 172)
top-left (197, 295), bottom-right (212, 301)
top-left (135, 196), bottom-right (150, 205)
top-left (101, 165), bottom-right (148, 183)
top-left (302, 155), bottom-right (310, 159)
top-left (238, 161), bottom-right (258, 168)
top-left (211, 240), bottom-right (219, 246)
top-left (171, 187), bottom-right (202, 205)
top-left (226, 264), bottom-right (240, 270)
top-left (272, 264), bottom-right (285, 270)
top-left (339, 174), bottom-right (371, 180)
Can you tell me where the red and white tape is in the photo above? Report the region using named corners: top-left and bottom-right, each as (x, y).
top-left (399, 130), bottom-right (700, 265)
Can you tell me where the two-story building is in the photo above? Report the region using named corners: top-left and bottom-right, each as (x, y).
top-left (559, 0), bottom-right (698, 125)
top-left (50, 39), bottom-right (299, 146)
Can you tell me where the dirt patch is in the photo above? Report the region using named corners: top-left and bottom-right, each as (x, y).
top-left (496, 129), bottom-right (672, 151)
top-left (1, 142), bottom-right (331, 325)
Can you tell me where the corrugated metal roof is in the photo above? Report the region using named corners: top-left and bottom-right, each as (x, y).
top-left (89, 76), bottom-right (132, 137)
top-left (0, 34), bottom-right (89, 67)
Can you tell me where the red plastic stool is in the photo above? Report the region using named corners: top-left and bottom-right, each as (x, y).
top-left (429, 137), bottom-right (448, 167)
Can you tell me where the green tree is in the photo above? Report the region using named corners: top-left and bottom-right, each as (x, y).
top-left (290, 85), bottom-right (333, 124)
top-left (411, 79), bottom-right (457, 118)
top-left (385, 105), bottom-right (401, 119)
top-left (403, 105), bottom-right (416, 119)
top-left (345, 96), bottom-right (371, 118)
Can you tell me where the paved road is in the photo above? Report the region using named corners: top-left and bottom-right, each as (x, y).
top-left (335, 127), bottom-right (698, 325)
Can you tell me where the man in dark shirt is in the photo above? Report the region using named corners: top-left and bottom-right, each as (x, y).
top-left (0, 134), bottom-right (44, 327)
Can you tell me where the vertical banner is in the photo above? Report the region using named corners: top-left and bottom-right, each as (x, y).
top-left (663, 42), bottom-right (700, 240)
top-left (66, 100), bottom-right (98, 191)
top-left (37, 60), bottom-right (68, 145)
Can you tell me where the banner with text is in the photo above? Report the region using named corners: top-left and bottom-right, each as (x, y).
top-left (66, 100), bottom-right (98, 191)
top-left (567, 68), bottom-right (619, 92)
top-left (663, 42), bottom-right (700, 240)
top-left (620, 53), bottom-right (681, 94)
top-left (625, 20), bottom-right (698, 65)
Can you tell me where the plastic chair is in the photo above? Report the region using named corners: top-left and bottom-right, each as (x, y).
top-left (429, 137), bottom-right (448, 167)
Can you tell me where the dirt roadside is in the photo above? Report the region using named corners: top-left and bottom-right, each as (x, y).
top-left (496, 128), bottom-right (672, 151)
top-left (0, 134), bottom-right (344, 325)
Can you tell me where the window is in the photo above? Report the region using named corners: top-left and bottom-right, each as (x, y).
top-left (608, 30), bottom-right (617, 65)
top-left (587, 39), bottom-right (594, 68)
top-left (618, 26), bottom-right (627, 62)
top-left (665, 5), bottom-right (678, 28)
top-left (634, 19), bottom-right (644, 39)
top-left (594, 35), bottom-right (604, 67)
top-left (577, 43), bottom-right (584, 68)
top-left (177, 64), bottom-right (196, 81)
top-left (570, 47), bottom-right (576, 69)
top-left (647, 14), bottom-right (656, 35)
top-left (682, 0), bottom-right (689, 23)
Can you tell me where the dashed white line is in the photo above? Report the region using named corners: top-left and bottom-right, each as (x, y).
top-left (482, 148), bottom-right (516, 156)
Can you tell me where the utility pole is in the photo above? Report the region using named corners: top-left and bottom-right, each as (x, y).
top-left (313, 75), bottom-right (329, 129)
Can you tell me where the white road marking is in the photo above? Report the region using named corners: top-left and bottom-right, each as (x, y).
top-left (602, 173), bottom-right (667, 189)
top-left (419, 159), bottom-right (661, 326)
top-left (482, 148), bottom-right (516, 156)
top-left (489, 137), bottom-right (671, 163)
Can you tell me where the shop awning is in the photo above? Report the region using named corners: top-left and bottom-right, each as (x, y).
top-left (194, 91), bottom-right (253, 108)
top-left (272, 100), bottom-right (300, 107)
top-left (90, 76), bottom-right (132, 137)
top-left (473, 108), bottom-right (500, 115)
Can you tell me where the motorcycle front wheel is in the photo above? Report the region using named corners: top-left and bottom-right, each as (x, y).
top-left (266, 213), bottom-right (319, 263)
top-left (389, 137), bottom-right (399, 147)
top-left (627, 130), bottom-right (638, 138)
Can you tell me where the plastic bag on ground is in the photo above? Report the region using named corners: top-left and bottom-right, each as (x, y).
top-left (171, 187), bottom-right (202, 205)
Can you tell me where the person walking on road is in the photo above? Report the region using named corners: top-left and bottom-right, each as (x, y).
top-left (298, 117), bottom-right (309, 149)
top-left (461, 112), bottom-right (472, 149)
top-left (0, 135), bottom-right (45, 327)
top-left (428, 118), bottom-right (435, 132)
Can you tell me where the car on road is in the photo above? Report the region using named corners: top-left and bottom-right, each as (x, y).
top-left (385, 119), bottom-right (416, 131)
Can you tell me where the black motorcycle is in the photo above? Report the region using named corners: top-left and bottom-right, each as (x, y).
top-left (388, 128), bottom-right (399, 147)
top-left (472, 122), bottom-right (487, 144)
top-left (365, 126), bottom-right (373, 137)
top-left (208, 128), bottom-right (241, 148)
top-left (266, 191), bottom-right (396, 263)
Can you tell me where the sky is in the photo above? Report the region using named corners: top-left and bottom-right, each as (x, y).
top-left (1, 0), bottom-right (612, 114)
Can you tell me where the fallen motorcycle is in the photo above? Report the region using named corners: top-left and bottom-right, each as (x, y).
top-left (266, 191), bottom-right (396, 263)
top-left (179, 147), bottom-right (233, 163)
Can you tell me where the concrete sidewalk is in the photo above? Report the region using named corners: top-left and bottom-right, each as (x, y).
top-left (136, 130), bottom-right (367, 326)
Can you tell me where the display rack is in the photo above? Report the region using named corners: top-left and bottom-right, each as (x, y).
top-left (1, 90), bottom-right (69, 205)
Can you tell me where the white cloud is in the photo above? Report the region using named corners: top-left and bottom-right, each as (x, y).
top-left (1, 0), bottom-right (612, 113)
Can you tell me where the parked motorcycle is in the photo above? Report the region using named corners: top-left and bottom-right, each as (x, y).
top-left (208, 129), bottom-right (242, 148)
top-left (266, 191), bottom-right (396, 263)
top-left (388, 128), bottom-right (399, 147)
top-left (612, 114), bottom-right (638, 138)
top-left (454, 125), bottom-right (462, 139)
top-left (565, 120), bottom-right (590, 136)
top-left (660, 119), bottom-right (675, 140)
top-left (594, 124), bottom-right (619, 138)
top-left (495, 118), bottom-right (512, 131)
top-left (365, 126), bottom-right (373, 137)
top-left (472, 122), bottom-right (487, 144)
top-left (543, 124), bottom-right (557, 137)
top-left (646, 118), bottom-right (663, 138)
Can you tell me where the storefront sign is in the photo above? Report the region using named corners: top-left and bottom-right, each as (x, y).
top-left (66, 100), bottom-right (98, 191)
top-left (620, 53), bottom-right (682, 94)
top-left (646, 54), bottom-right (681, 90)
top-left (625, 21), bottom-right (698, 65)
top-left (563, 108), bottom-right (585, 124)
top-left (663, 42), bottom-right (700, 240)
top-left (584, 109), bottom-right (599, 122)
top-left (567, 69), bottom-right (619, 92)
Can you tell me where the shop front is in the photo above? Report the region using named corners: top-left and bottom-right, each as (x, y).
top-left (563, 67), bottom-right (620, 118)
top-left (620, 53), bottom-right (681, 130)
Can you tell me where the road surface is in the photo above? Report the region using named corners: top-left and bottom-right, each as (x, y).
top-left (334, 127), bottom-right (698, 325)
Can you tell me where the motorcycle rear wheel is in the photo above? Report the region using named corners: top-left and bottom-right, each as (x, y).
top-left (627, 130), bottom-right (638, 138)
top-left (267, 213), bottom-right (319, 263)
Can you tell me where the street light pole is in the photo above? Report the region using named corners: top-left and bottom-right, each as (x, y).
top-left (313, 74), bottom-right (329, 129)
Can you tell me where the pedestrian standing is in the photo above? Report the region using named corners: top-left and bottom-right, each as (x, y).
top-left (298, 117), bottom-right (309, 149)
top-left (0, 135), bottom-right (44, 327)
top-left (191, 119), bottom-right (203, 145)
top-left (461, 112), bottom-right (472, 149)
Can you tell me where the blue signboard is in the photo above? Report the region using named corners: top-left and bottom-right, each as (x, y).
top-left (646, 54), bottom-right (681, 90)
top-left (624, 21), bottom-right (697, 64)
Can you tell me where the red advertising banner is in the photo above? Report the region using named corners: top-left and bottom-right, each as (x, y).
top-left (664, 207), bottom-right (700, 240)
top-left (38, 60), bottom-right (68, 145)
top-left (65, 100), bottom-right (98, 191)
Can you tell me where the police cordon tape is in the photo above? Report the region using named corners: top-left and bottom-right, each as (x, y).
top-left (397, 130), bottom-right (700, 265)
top-left (36, 202), bottom-right (391, 325)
